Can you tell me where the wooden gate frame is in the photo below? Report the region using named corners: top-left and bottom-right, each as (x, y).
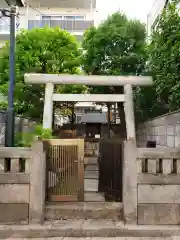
top-left (45, 138), bottom-right (84, 202)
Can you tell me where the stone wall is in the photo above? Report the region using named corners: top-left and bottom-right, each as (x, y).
top-left (137, 147), bottom-right (180, 225)
top-left (136, 110), bottom-right (180, 147)
top-left (0, 111), bottom-right (36, 146)
top-left (0, 173), bottom-right (30, 224)
top-left (123, 141), bottom-right (180, 225)
top-left (0, 142), bottom-right (46, 224)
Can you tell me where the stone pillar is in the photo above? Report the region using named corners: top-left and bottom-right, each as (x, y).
top-left (29, 141), bottom-right (46, 224)
top-left (43, 83), bottom-right (54, 130)
top-left (124, 84), bottom-right (136, 141)
top-left (123, 140), bottom-right (137, 224)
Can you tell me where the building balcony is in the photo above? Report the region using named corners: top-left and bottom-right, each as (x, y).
top-left (76, 112), bottom-right (108, 124)
top-left (28, 19), bottom-right (94, 32)
top-left (27, 0), bottom-right (96, 9)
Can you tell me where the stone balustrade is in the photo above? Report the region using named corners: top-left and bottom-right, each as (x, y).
top-left (0, 141), bottom-right (46, 224)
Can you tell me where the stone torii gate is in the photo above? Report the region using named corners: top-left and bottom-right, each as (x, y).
top-left (24, 74), bottom-right (153, 141)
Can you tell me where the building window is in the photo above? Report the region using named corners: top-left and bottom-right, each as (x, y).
top-left (64, 16), bottom-right (75, 20)
top-left (84, 107), bottom-right (101, 113)
top-left (42, 15), bottom-right (85, 21)
top-left (76, 115), bottom-right (82, 123)
top-left (75, 16), bottom-right (85, 20)
top-left (66, 15), bottom-right (85, 20)
top-left (42, 15), bottom-right (63, 20)
top-left (75, 108), bottom-right (81, 113)
top-left (64, 15), bottom-right (85, 20)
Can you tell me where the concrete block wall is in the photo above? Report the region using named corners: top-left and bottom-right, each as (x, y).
top-left (136, 110), bottom-right (180, 147)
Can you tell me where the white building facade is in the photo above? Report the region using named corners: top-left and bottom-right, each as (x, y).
top-left (147, 0), bottom-right (168, 37)
top-left (0, 0), bottom-right (96, 47)
top-left (0, 0), bottom-right (25, 47)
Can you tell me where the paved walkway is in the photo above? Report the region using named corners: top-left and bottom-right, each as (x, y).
top-left (3, 237), bottom-right (174, 239)
top-left (0, 220), bottom-right (179, 238)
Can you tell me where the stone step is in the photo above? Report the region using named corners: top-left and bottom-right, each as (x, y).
top-left (45, 202), bottom-right (122, 220)
top-left (84, 179), bottom-right (98, 192)
top-left (0, 220), bottom-right (177, 238)
top-left (85, 170), bottom-right (99, 179)
top-left (84, 157), bottom-right (98, 165)
top-left (84, 192), bottom-right (105, 202)
top-left (85, 165), bottom-right (99, 171)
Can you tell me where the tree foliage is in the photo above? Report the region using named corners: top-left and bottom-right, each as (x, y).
top-left (82, 12), bottom-right (146, 77)
top-left (0, 27), bottom-right (85, 120)
top-left (82, 12), bottom-right (147, 133)
top-left (15, 124), bottom-right (53, 147)
top-left (135, 0), bottom-right (180, 121)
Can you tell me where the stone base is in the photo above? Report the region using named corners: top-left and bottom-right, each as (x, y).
top-left (0, 203), bottom-right (29, 224)
top-left (0, 220), bottom-right (178, 238)
top-left (45, 202), bottom-right (122, 220)
top-left (0, 237), bottom-right (173, 240)
top-left (138, 204), bottom-right (180, 225)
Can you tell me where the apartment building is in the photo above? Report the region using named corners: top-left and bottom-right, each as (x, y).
top-left (0, 0), bottom-right (25, 47)
top-left (147, 0), bottom-right (169, 37)
top-left (75, 102), bottom-right (108, 124)
top-left (0, 0), bottom-right (96, 47)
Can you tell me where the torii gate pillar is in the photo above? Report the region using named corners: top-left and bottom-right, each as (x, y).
top-left (43, 83), bottom-right (54, 129)
top-left (24, 74), bottom-right (153, 141)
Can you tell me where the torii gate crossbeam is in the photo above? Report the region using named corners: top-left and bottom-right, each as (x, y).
top-left (24, 73), bottom-right (153, 141)
top-left (24, 73), bottom-right (152, 86)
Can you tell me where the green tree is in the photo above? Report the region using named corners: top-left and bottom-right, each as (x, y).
top-left (82, 12), bottom-right (147, 136)
top-left (135, 0), bottom-right (180, 121)
top-left (0, 27), bottom-right (85, 120)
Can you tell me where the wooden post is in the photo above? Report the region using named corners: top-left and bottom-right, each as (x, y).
top-left (78, 138), bottom-right (84, 201)
top-left (124, 84), bottom-right (136, 141)
top-left (43, 83), bottom-right (54, 130)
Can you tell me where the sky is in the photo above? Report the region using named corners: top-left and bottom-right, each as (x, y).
top-left (96, 0), bottom-right (154, 24)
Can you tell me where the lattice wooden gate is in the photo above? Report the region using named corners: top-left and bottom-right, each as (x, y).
top-left (45, 139), bottom-right (84, 202)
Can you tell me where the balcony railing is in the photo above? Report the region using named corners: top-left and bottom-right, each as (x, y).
top-left (27, 0), bottom-right (96, 9)
top-left (28, 20), bottom-right (94, 31)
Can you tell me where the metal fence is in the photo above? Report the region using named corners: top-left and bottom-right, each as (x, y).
top-left (0, 111), bottom-right (36, 146)
top-left (98, 138), bottom-right (123, 202)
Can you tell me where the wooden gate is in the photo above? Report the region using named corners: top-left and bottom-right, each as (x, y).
top-left (45, 139), bottom-right (84, 202)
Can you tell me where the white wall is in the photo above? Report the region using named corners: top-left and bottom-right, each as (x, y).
top-left (0, 1), bottom-right (9, 8)
top-left (0, 41), bottom-right (5, 48)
